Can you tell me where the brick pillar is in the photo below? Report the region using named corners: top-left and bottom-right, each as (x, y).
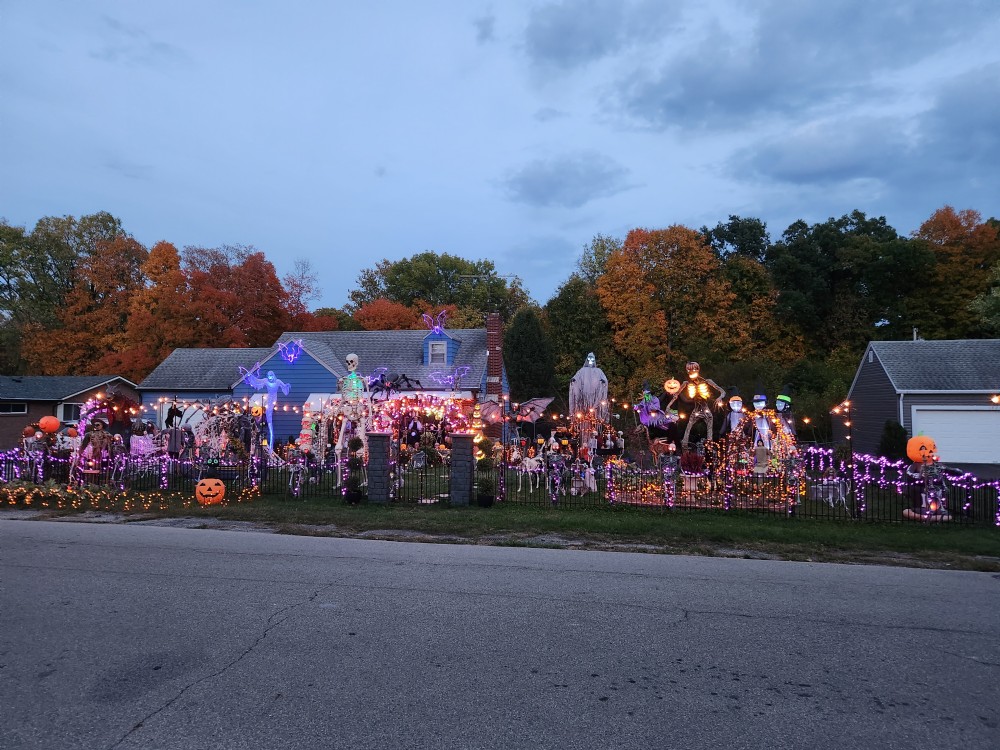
top-left (366, 432), bottom-right (392, 504)
top-left (449, 433), bottom-right (474, 506)
top-left (485, 312), bottom-right (504, 439)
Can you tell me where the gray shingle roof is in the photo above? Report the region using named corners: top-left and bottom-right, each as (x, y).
top-left (291, 329), bottom-right (488, 385)
top-left (137, 329), bottom-right (491, 392)
top-left (0, 375), bottom-right (136, 401)
top-left (139, 348), bottom-right (273, 390)
top-left (870, 339), bottom-right (1000, 391)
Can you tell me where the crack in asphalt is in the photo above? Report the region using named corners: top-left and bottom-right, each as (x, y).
top-left (105, 585), bottom-right (330, 750)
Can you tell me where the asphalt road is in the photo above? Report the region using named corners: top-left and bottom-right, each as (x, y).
top-left (1, 519), bottom-right (998, 750)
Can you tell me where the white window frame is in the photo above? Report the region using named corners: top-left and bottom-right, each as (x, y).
top-left (60, 402), bottom-right (83, 423)
top-left (429, 341), bottom-right (447, 365)
top-left (0, 402), bottom-right (28, 415)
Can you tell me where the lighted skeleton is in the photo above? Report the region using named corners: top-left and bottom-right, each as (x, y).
top-left (318, 353), bottom-right (373, 486)
top-left (666, 361), bottom-right (726, 450)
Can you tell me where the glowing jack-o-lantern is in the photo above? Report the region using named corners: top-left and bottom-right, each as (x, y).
top-left (195, 478), bottom-right (226, 505)
top-left (664, 378), bottom-right (681, 395)
top-left (250, 405), bottom-right (264, 418)
top-left (906, 435), bottom-right (938, 465)
top-left (39, 416), bottom-right (60, 434)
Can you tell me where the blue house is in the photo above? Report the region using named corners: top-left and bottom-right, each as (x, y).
top-left (138, 314), bottom-right (509, 445)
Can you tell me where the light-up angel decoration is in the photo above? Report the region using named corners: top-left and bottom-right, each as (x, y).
top-left (241, 365), bottom-right (290, 448)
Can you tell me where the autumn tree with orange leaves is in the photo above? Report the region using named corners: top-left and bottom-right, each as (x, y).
top-left (597, 226), bottom-right (743, 393)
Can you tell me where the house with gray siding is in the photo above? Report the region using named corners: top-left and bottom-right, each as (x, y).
top-left (841, 339), bottom-right (1000, 469)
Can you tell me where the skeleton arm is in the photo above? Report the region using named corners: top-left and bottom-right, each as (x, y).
top-left (705, 378), bottom-right (726, 409)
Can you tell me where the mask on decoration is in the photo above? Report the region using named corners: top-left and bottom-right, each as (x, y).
top-left (906, 435), bottom-right (938, 465)
top-left (729, 398), bottom-right (743, 413)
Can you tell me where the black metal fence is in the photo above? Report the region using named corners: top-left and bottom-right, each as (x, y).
top-left (3, 446), bottom-right (999, 526)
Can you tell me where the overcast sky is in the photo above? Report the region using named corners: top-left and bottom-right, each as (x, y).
top-left (2, 1), bottom-right (998, 309)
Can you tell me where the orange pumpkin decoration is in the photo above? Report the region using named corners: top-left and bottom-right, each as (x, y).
top-left (250, 405), bottom-right (264, 418)
top-left (664, 378), bottom-right (681, 395)
top-left (195, 478), bottom-right (226, 505)
top-left (22, 425), bottom-right (36, 438)
top-left (66, 427), bottom-right (79, 438)
top-left (39, 416), bottom-right (60, 434)
top-left (906, 434), bottom-right (938, 465)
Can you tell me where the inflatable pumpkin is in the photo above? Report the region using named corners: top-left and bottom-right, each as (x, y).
top-left (39, 416), bottom-right (60, 434)
top-left (906, 434), bottom-right (938, 465)
top-left (195, 478), bottom-right (226, 505)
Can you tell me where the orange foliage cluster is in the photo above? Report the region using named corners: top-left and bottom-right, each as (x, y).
top-left (21, 241), bottom-right (338, 382)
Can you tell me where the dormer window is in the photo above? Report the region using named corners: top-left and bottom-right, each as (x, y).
top-left (430, 341), bottom-right (447, 365)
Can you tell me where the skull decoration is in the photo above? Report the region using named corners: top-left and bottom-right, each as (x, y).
top-left (345, 353), bottom-right (359, 372)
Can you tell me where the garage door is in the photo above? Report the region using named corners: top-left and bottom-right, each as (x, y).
top-left (911, 407), bottom-right (1000, 464)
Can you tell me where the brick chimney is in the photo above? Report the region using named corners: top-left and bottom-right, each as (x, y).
top-left (485, 312), bottom-right (504, 438)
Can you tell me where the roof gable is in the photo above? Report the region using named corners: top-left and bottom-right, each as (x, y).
top-left (139, 348), bottom-right (273, 391)
top-left (862, 339), bottom-right (1000, 392)
top-left (0, 375), bottom-right (137, 401)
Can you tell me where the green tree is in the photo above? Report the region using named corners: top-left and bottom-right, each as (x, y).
top-left (968, 261), bottom-right (1000, 334)
top-left (314, 306), bottom-right (364, 331)
top-left (702, 215), bottom-right (770, 263)
top-left (576, 234), bottom-right (622, 284)
top-left (503, 307), bottom-right (555, 402)
top-left (348, 251), bottom-right (530, 321)
top-left (544, 275), bottom-right (620, 397)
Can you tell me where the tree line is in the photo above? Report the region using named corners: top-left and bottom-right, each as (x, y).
top-left (3, 206), bottom-right (999, 439)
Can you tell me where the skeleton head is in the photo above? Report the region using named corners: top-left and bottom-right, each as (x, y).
top-left (686, 361), bottom-right (700, 378)
top-left (585, 352), bottom-right (597, 367)
top-left (345, 353), bottom-right (359, 373)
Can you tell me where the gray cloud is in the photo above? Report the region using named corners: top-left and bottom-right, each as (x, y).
top-left (618, 0), bottom-right (997, 130)
top-left (522, 0), bottom-right (676, 71)
top-left (534, 107), bottom-right (567, 122)
top-left (474, 13), bottom-right (496, 44)
top-left (90, 14), bottom-right (187, 67)
top-left (730, 63), bottom-right (1000, 193)
top-left (502, 151), bottom-right (632, 208)
top-left (730, 116), bottom-right (912, 186)
top-left (917, 63), bottom-right (1000, 170)
top-left (105, 155), bottom-right (154, 181)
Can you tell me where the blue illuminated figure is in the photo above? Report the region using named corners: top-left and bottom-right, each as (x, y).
top-left (243, 367), bottom-right (291, 448)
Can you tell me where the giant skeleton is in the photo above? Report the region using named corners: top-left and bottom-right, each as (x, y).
top-left (666, 361), bottom-right (726, 450)
top-left (314, 353), bottom-right (373, 486)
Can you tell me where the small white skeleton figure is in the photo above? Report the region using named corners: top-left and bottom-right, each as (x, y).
top-left (666, 361), bottom-right (726, 450)
top-left (750, 392), bottom-right (772, 450)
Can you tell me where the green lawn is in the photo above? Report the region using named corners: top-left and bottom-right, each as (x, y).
top-left (27, 492), bottom-right (994, 571)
